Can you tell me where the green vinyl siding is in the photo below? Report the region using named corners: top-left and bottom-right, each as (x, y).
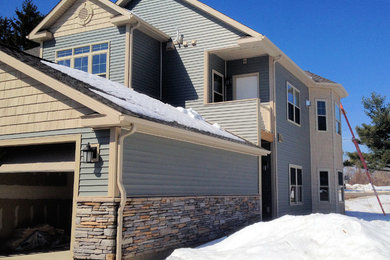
top-left (42, 26), bottom-right (126, 84)
top-left (126, 0), bottom-right (247, 108)
top-left (132, 29), bottom-right (161, 99)
top-left (0, 128), bottom-right (110, 197)
top-left (122, 133), bottom-right (259, 196)
top-left (275, 63), bottom-right (312, 216)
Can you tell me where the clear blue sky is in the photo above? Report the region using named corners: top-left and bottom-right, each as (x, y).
top-left (1, 0), bottom-right (389, 157)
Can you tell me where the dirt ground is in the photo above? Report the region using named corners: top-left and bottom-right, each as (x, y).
top-left (345, 191), bottom-right (390, 200)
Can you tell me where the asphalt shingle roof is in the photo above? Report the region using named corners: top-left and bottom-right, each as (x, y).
top-left (305, 71), bottom-right (337, 84)
top-left (0, 43), bottom-right (256, 147)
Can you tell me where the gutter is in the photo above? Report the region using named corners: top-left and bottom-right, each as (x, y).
top-left (116, 123), bottom-right (136, 260)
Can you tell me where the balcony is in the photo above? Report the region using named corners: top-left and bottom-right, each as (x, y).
top-left (198, 43), bottom-right (273, 144)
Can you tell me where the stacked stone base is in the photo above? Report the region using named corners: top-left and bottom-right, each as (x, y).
top-left (122, 196), bottom-right (260, 259)
top-left (74, 201), bottom-right (118, 260)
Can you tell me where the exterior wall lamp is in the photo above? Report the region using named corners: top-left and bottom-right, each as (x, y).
top-left (82, 143), bottom-right (99, 163)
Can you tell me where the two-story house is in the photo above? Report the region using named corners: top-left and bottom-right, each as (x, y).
top-left (0, 0), bottom-right (347, 259)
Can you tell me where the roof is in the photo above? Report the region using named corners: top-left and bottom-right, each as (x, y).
top-left (305, 71), bottom-right (337, 84)
top-left (0, 43), bottom-right (261, 149)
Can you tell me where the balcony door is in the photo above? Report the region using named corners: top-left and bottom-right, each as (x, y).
top-left (233, 73), bottom-right (259, 100)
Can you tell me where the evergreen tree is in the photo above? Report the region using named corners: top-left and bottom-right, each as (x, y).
top-left (345, 93), bottom-right (390, 170)
top-left (0, 0), bottom-right (43, 50)
top-left (0, 17), bottom-right (15, 46)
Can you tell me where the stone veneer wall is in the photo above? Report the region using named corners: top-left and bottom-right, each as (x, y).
top-left (74, 201), bottom-right (119, 260)
top-left (122, 196), bottom-right (260, 259)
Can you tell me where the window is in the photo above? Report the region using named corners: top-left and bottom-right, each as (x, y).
top-left (287, 83), bottom-right (300, 125)
top-left (212, 70), bottom-right (224, 102)
top-left (319, 171), bottom-right (329, 201)
top-left (316, 100), bottom-right (327, 131)
top-left (338, 171), bottom-right (344, 202)
top-left (335, 103), bottom-right (341, 135)
top-left (289, 165), bottom-right (303, 204)
top-left (56, 42), bottom-right (109, 78)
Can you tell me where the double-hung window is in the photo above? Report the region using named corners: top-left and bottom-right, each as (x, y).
top-left (316, 100), bottom-right (327, 131)
top-left (338, 171), bottom-right (345, 202)
top-left (319, 170), bottom-right (329, 201)
top-left (289, 165), bottom-right (303, 204)
top-left (287, 83), bottom-right (300, 125)
top-left (335, 103), bottom-right (342, 135)
top-left (56, 42), bottom-right (109, 78)
top-left (212, 70), bottom-right (224, 102)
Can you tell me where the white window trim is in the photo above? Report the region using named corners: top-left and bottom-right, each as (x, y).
top-left (337, 170), bottom-right (345, 203)
top-left (211, 69), bottom-right (225, 102)
top-left (335, 102), bottom-right (342, 135)
top-left (289, 164), bottom-right (303, 206)
top-left (55, 41), bottom-right (110, 78)
top-left (286, 82), bottom-right (301, 127)
top-left (316, 99), bottom-right (328, 132)
top-left (232, 72), bottom-right (260, 100)
top-left (318, 168), bottom-right (330, 202)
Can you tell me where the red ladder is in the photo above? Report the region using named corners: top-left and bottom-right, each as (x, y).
top-left (340, 103), bottom-right (386, 216)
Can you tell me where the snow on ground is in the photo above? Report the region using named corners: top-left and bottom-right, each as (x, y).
top-left (168, 195), bottom-right (390, 260)
top-left (346, 195), bottom-right (390, 221)
top-left (41, 61), bottom-right (242, 142)
top-left (346, 184), bottom-right (390, 192)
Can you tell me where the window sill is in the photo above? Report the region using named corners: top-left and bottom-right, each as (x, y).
top-left (287, 119), bottom-right (301, 127)
top-left (289, 202), bottom-right (304, 206)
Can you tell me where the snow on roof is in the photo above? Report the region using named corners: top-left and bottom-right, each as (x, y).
top-left (168, 213), bottom-right (390, 259)
top-left (41, 61), bottom-right (242, 142)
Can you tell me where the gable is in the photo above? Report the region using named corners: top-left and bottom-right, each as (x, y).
top-left (50, 0), bottom-right (120, 38)
top-left (127, 0), bottom-right (247, 39)
top-left (0, 61), bottom-right (95, 135)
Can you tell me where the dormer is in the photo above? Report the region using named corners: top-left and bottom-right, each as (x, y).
top-left (28, 0), bottom-right (170, 99)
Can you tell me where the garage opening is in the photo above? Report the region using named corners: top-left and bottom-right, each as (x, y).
top-left (0, 143), bottom-right (75, 256)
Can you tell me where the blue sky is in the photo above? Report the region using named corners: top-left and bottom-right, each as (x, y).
top-left (1, 0), bottom-right (389, 157)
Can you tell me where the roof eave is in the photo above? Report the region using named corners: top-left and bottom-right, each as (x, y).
top-left (316, 82), bottom-right (349, 98)
top-left (120, 115), bottom-right (270, 156)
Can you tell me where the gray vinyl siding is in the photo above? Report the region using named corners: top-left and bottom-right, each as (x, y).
top-left (208, 54), bottom-right (225, 102)
top-left (227, 56), bottom-right (270, 102)
top-left (200, 99), bottom-right (259, 144)
top-left (42, 26), bottom-right (126, 84)
top-left (126, 0), bottom-right (247, 107)
top-left (132, 29), bottom-right (161, 99)
top-left (122, 133), bottom-right (259, 196)
top-left (275, 63), bottom-right (312, 216)
top-left (0, 128), bottom-right (110, 197)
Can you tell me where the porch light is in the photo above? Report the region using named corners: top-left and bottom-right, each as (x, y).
top-left (82, 143), bottom-right (99, 163)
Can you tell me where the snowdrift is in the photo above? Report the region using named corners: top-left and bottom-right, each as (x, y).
top-left (168, 214), bottom-right (390, 260)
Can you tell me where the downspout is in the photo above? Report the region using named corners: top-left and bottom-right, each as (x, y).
top-left (160, 41), bottom-right (163, 100)
top-left (116, 123), bottom-right (136, 260)
top-left (331, 91), bottom-right (337, 212)
top-left (272, 55), bottom-right (282, 218)
top-left (129, 22), bottom-right (141, 89)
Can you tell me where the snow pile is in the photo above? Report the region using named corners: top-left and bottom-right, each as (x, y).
top-left (41, 61), bottom-right (242, 142)
top-left (167, 214), bottom-right (390, 260)
top-left (346, 184), bottom-right (390, 192)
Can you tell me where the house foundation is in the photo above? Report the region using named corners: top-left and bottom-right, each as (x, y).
top-left (122, 195), bottom-right (261, 259)
top-left (74, 201), bottom-right (119, 260)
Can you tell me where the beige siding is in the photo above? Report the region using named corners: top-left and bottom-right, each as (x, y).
top-left (309, 87), bottom-right (344, 213)
top-left (50, 0), bottom-right (116, 38)
top-left (0, 62), bottom-right (94, 135)
top-left (197, 99), bottom-right (259, 144)
top-left (260, 102), bottom-right (271, 132)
